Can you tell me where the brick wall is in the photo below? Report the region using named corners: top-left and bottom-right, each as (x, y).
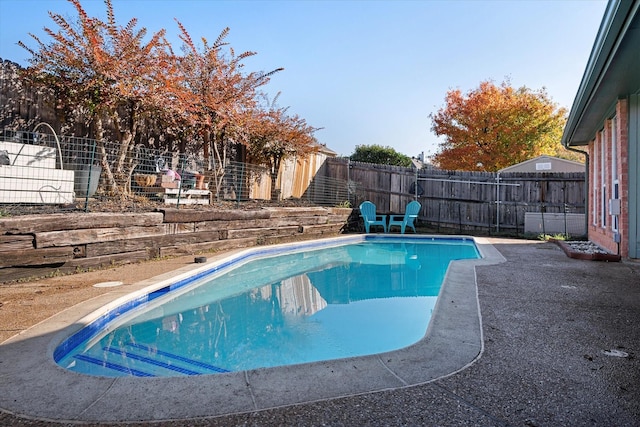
top-left (587, 99), bottom-right (629, 257)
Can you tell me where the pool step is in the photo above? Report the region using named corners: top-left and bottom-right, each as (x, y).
top-left (72, 344), bottom-right (230, 377)
top-left (125, 343), bottom-right (230, 373)
top-left (73, 353), bottom-right (155, 377)
top-left (103, 347), bottom-right (203, 376)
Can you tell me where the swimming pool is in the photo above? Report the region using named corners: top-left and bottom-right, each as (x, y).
top-left (0, 235), bottom-right (505, 422)
top-left (55, 235), bottom-right (479, 377)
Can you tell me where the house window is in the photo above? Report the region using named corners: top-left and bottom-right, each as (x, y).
top-left (600, 128), bottom-right (607, 228)
top-left (611, 116), bottom-right (619, 232)
top-left (592, 137), bottom-right (598, 226)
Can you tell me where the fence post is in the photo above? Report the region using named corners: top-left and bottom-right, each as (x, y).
top-left (83, 139), bottom-right (97, 213)
top-left (495, 172), bottom-right (501, 233)
top-left (237, 163), bottom-right (245, 208)
top-left (176, 156), bottom-right (186, 208)
top-left (347, 159), bottom-right (351, 206)
top-left (487, 201), bottom-right (492, 236)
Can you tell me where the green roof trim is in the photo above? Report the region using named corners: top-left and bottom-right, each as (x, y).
top-left (562, 0), bottom-right (640, 147)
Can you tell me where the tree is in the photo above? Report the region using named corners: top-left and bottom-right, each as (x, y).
top-left (174, 22), bottom-right (281, 173)
top-left (350, 144), bottom-right (412, 167)
top-left (430, 80), bottom-right (569, 171)
top-left (19, 0), bottom-right (175, 195)
top-left (16, 0), bottom-right (317, 200)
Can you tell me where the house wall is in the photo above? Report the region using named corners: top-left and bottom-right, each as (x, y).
top-left (630, 93), bottom-right (640, 258)
top-left (587, 99), bottom-right (629, 257)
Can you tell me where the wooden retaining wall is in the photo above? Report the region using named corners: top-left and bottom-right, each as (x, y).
top-left (0, 207), bottom-right (352, 283)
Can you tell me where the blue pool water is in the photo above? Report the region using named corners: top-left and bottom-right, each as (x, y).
top-left (55, 236), bottom-right (480, 377)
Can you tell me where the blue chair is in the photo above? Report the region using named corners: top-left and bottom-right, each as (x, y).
top-left (388, 201), bottom-right (421, 234)
top-left (359, 201), bottom-right (387, 233)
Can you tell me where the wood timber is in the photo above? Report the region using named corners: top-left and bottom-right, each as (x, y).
top-left (0, 207), bottom-right (353, 283)
top-left (263, 207), bottom-right (328, 217)
top-left (0, 246), bottom-right (74, 268)
top-left (158, 237), bottom-right (256, 258)
top-left (84, 231), bottom-right (222, 258)
top-left (35, 225), bottom-right (168, 248)
top-left (161, 208), bottom-right (270, 223)
top-left (227, 226), bottom-right (301, 240)
top-left (0, 235), bottom-right (34, 251)
top-left (0, 212), bottom-right (164, 234)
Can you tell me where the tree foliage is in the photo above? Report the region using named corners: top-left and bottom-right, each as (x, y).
top-left (16, 0), bottom-right (318, 197)
top-left (430, 80), bottom-right (571, 172)
top-left (19, 0), bottom-right (174, 194)
top-left (172, 21), bottom-right (285, 193)
top-left (350, 144), bottom-right (412, 167)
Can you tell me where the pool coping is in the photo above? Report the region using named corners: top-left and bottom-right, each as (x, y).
top-left (0, 235), bottom-right (505, 423)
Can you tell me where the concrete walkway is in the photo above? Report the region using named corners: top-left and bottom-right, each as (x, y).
top-left (1, 238), bottom-right (639, 426)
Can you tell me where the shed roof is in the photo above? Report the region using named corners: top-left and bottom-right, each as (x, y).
top-left (498, 155), bottom-right (585, 173)
top-left (314, 143), bottom-right (337, 157)
top-left (562, 0), bottom-right (640, 147)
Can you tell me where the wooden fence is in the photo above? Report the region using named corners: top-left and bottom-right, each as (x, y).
top-left (317, 157), bottom-right (586, 236)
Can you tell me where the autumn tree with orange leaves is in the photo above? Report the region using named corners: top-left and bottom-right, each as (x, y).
top-left (19, 0), bottom-right (175, 195)
top-left (430, 80), bottom-right (570, 172)
top-left (17, 0), bottom-right (318, 199)
top-left (174, 22), bottom-right (283, 191)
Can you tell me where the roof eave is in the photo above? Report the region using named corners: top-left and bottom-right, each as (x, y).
top-left (562, 0), bottom-right (640, 147)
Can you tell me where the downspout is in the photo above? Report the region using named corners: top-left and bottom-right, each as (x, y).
top-left (566, 145), bottom-right (589, 239)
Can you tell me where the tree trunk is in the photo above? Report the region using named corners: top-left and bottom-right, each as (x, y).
top-left (94, 116), bottom-right (121, 196)
top-left (269, 155), bottom-right (282, 201)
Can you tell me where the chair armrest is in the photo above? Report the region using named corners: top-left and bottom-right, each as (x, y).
top-left (376, 215), bottom-right (387, 221)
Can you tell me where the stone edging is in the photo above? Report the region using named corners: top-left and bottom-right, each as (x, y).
top-left (553, 239), bottom-right (621, 262)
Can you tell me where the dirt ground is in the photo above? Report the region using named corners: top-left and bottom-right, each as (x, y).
top-left (0, 254), bottom-right (200, 343)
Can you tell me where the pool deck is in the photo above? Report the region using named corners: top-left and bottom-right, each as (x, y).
top-left (1, 237), bottom-right (640, 426)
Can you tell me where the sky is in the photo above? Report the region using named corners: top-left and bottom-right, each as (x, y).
top-left (0, 0), bottom-right (607, 158)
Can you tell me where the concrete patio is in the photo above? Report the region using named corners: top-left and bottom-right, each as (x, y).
top-left (1, 237), bottom-right (639, 426)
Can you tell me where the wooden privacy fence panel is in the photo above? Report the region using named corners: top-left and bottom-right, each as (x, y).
top-left (320, 158), bottom-right (586, 235)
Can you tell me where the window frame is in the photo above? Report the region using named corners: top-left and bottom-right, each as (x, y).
top-left (611, 116), bottom-right (619, 233)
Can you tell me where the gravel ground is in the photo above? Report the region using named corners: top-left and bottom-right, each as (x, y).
top-left (564, 240), bottom-right (612, 255)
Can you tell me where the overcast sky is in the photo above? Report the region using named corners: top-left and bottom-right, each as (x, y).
top-left (0, 0), bottom-right (607, 158)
